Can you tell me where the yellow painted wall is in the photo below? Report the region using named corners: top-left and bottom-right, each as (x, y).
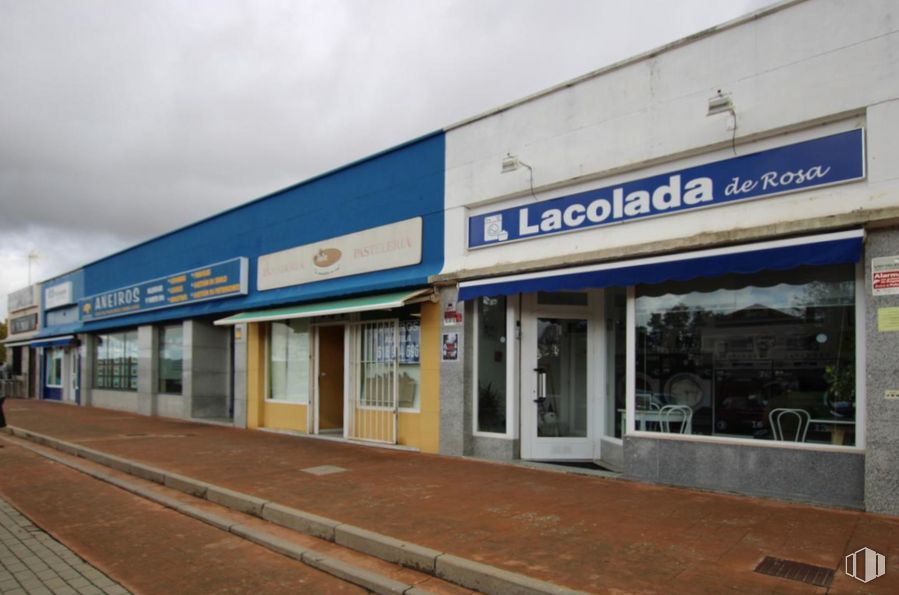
top-left (263, 402), bottom-right (309, 432)
top-left (248, 305), bottom-right (440, 448)
top-left (397, 301), bottom-right (440, 453)
top-left (246, 323), bottom-right (264, 430)
top-left (246, 321), bottom-right (309, 433)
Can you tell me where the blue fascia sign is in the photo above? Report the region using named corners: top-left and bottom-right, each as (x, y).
top-left (468, 129), bottom-right (865, 249)
top-left (80, 257), bottom-right (248, 321)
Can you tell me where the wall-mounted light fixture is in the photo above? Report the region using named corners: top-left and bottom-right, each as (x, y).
top-left (501, 153), bottom-right (533, 174)
top-left (500, 153), bottom-right (538, 200)
top-left (707, 90), bottom-right (734, 116)
top-left (707, 90), bottom-right (738, 155)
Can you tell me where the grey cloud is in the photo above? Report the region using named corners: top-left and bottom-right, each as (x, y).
top-left (0, 0), bottom-right (777, 313)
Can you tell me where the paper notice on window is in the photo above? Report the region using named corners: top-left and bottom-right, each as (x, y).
top-left (872, 255), bottom-right (899, 296)
top-left (877, 307), bottom-right (899, 332)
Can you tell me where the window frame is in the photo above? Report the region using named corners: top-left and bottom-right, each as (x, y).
top-left (45, 348), bottom-right (63, 388)
top-left (624, 263), bottom-right (865, 452)
top-left (472, 296), bottom-right (518, 439)
top-left (157, 324), bottom-right (184, 395)
top-left (265, 319), bottom-right (312, 405)
top-left (93, 330), bottom-right (139, 392)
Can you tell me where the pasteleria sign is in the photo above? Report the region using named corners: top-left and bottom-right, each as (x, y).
top-left (257, 217), bottom-right (422, 291)
top-left (468, 129), bottom-right (865, 249)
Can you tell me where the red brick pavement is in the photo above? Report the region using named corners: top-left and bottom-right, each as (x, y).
top-left (4, 399), bottom-right (898, 594)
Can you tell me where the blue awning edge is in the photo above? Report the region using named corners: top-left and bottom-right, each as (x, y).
top-left (30, 335), bottom-right (78, 349)
top-left (458, 229), bottom-right (864, 301)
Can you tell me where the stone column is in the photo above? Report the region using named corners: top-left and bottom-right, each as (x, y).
top-left (864, 226), bottom-right (899, 515)
top-left (136, 325), bottom-right (156, 416)
top-left (184, 320), bottom-right (231, 420)
top-left (438, 285), bottom-right (469, 456)
top-left (232, 324), bottom-right (248, 428)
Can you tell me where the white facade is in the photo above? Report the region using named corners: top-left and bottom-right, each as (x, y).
top-left (437, 0), bottom-right (899, 513)
top-left (443, 0), bottom-right (899, 277)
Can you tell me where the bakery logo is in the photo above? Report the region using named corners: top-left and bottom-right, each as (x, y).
top-left (845, 547), bottom-right (886, 583)
top-left (313, 248), bottom-right (342, 275)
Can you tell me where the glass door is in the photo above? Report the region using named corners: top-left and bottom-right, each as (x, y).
top-left (520, 292), bottom-right (602, 460)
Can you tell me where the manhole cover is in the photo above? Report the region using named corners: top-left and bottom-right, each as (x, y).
top-left (301, 465), bottom-right (347, 476)
top-left (754, 556), bottom-right (834, 587)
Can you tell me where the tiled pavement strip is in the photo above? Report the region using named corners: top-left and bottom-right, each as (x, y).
top-left (0, 495), bottom-right (130, 595)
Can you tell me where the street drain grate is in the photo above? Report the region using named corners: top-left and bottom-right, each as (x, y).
top-left (754, 556), bottom-right (834, 587)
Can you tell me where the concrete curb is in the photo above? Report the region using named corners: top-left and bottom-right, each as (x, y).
top-left (335, 524), bottom-right (441, 574)
top-left (261, 501), bottom-right (339, 541)
top-left (6, 432), bottom-right (430, 595)
top-left (6, 426), bottom-right (586, 595)
top-left (206, 485), bottom-right (268, 517)
top-left (302, 550), bottom-right (413, 595)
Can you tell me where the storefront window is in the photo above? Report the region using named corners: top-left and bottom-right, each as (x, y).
top-left (398, 320), bottom-right (420, 410)
top-left (94, 331), bottom-right (139, 391)
top-left (158, 325), bottom-right (183, 394)
top-left (268, 320), bottom-right (310, 403)
top-left (352, 315), bottom-right (421, 410)
top-left (45, 348), bottom-right (63, 387)
top-left (635, 264), bottom-right (856, 446)
top-left (476, 296), bottom-right (507, 434)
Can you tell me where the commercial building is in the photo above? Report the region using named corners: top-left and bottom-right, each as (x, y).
top-left (435, 0), bottom-right (899, 513)
top-left (5, 0), bottom-right (899, 514)
top-left (10, 133), bottom-right (445, 453)
top-left (2, 284), bottom-right (42, 399)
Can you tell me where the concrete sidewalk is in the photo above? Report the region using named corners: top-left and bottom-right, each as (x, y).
top-left (0, 494), bottom-right (131, 595)
top-left (3, 399), bottom-right (898, 594)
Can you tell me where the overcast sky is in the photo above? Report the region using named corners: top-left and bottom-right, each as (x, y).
top-left (0, 0), bottom-right (778, 315)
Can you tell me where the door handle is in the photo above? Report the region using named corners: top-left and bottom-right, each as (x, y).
top-left (533, 367), bottom-right (547, 404)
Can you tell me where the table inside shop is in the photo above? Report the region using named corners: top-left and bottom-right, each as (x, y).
top-left (808, 417), bottom-right (855, 445)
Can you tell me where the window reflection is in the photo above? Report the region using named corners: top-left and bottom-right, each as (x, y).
top-left (476, 297), bottom-right (507, 433)
top-left (635, 264), bottom-right (855, 446)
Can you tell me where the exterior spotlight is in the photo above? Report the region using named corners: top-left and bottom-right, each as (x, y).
top-left (501, 153), bottom-right (533, 174)
top-left (708, 90), bottom-right (734, 116)
top-left (501, 154), bottom-right (520, 173)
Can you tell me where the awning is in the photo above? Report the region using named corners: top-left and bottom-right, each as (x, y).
top-left (30, 335), bottom-right (77, 349)
top-left (214, 288), bottom-right (434, 326)
top-left (2, 339), bottom-right (34, 348)
top-left (458, 229), bottom-right (864, 301)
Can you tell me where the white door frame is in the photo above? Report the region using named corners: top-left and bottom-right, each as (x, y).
top-left (520, 290), bottom-right (605, 460)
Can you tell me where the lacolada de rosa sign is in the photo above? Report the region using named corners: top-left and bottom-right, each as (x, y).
top-left (468, 129), bottom-right (865, 249)
top-left (80, 258), bottom-right (248, 321)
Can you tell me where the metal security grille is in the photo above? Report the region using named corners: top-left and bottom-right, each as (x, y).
top-left (347, 320), bottom-right (398, 444)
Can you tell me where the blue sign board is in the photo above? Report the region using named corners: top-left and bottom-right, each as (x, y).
top-left (468, 129), bottom-right (865, 249)
top-left (80, 258), bottom-right (248, 321)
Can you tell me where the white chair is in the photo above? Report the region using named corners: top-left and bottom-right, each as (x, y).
top-left (634, 392), bottom-right (661, 431)
top-left (769, 408), bottom-right (810, 442)
top-left (659, 404), bottom-right (693, 434)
